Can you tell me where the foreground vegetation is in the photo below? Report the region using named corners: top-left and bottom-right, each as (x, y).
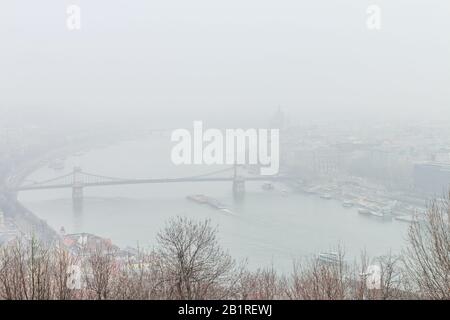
top-left (0, 195), bottom-right (448, 300)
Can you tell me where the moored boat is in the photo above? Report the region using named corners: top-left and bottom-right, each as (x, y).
top-left (343, 200), bottom-right (354, 208)
top-left (394, 215), bottom-right (424, 224)
top-left (359, 207), bottom-right (392, 220)
top-left (186, 194), bottom-right (208, 204)
top-left (318, 252), bottom-right (341, 265)
top-left (358, 208), bottom-right (372, 215)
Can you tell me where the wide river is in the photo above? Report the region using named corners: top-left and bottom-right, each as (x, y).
top-left (19, 135), bottom-right (408, 272)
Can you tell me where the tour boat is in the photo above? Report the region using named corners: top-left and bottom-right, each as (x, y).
top-left (318, 252), bottom-right (340, 264)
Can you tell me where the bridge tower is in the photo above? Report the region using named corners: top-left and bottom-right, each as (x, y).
top-left (72, 166), bottom-right (84, 210)
top-left (232, 164), bottom-right (245, 200)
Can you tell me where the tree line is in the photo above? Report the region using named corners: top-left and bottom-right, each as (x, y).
top-left (0, 195), bottom-right (448, 300)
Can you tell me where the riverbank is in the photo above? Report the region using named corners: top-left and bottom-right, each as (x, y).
top-left (0, 130), bottom-right (138, 244)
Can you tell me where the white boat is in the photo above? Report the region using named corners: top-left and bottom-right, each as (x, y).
top-left (359, 208), bottom-right (392, 220)
top-left (370, 211), bottom-right (385, 218)
top-left (358, 208), bottom-right (372, 215)
top-left (342, 201), bottom-right (354, 208)
top-left (219, 208), bottom-right (235, 215)
top-left (395, 215), bottom-right (424, 224)
top-left (374, 206), bottom-right (393, 219)
top-left (318, 252), bottom-right (341, 264)
top-left (320, 194), bottom-right (332, 200)
top-left (186, 194), bottom-right (208, 204)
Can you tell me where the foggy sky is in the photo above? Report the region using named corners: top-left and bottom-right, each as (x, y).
top-left (1, 0), bottom-right (449, 127)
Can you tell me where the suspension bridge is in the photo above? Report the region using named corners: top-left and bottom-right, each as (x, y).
top-left (15, 166), bottom-right (292, 206)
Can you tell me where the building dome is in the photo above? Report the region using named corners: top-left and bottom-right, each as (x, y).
top-left (270, 106), bottom-right (286, 129)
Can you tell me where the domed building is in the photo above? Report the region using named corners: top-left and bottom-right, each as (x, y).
top-left (269, 106), bottom-right (286, 130)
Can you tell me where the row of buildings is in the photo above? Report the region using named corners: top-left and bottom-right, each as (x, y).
top-left (270, 108), bottom-right (450, 197)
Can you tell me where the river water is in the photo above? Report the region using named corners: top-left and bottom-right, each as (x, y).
top-left (19, 135), bottom-right (408, 272)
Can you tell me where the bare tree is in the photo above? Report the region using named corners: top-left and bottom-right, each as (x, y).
top-left (51, 246), bottom-right (78, 300)
top-left (377, 254), bottom-right (407, 299)
top-left (404, 194), bottom-right (450, 299)
top-left (0, 207), bottom-right (447, 300)
top-left (0, 238), bottom-right (53, 300)
top-left (285, 249), bottom-right (349, 300)
top-left (156, 217), bottom-right (241, 299)
top-left (112, 249), bottom-right (171, 300)
top-left (239, 266), bottom-right (281, 300)
top-left (358, 253), bottom-right (407, 300)
top-left (83, 243), bottom-right (118, 300)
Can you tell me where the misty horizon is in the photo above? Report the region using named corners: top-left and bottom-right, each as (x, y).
top-left (1, 0), bottom-right (449, 127)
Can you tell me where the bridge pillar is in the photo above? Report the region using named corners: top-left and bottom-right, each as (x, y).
top-left (232, 177), bottom-right (245, 200)
top-left (72, 167), bottom-right (83, 210)
top-left (72, 185), bottom-right (83, 208)
top-left (72, 186), bottom-right (83, 211)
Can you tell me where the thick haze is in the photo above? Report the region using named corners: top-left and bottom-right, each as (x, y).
top-left (1, 0), bottom-right (449, 127)
top-left (2, 1), bottom-right (450, 276)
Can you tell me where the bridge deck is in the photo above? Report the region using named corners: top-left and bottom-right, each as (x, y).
top-left (17, 176), bottom-right (290, 191)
